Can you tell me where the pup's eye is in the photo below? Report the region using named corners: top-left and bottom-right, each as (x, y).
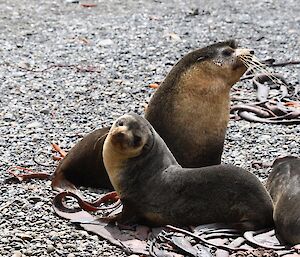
top-left (116, 119), bottom-right (124, 127)
top-left (222, 48), bottom-right (233, 57)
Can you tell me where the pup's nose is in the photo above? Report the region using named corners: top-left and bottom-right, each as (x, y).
top-left (115, 132), bottom-right (125, 140)
top-left (249, 49), bottom-right (255, 55)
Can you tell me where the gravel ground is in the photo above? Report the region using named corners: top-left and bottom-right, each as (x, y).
top-left (0, 0), bottom-right (299, 256)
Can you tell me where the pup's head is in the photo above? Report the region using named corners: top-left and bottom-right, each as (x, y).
top-left (107, 113), bottom-right (154, 158)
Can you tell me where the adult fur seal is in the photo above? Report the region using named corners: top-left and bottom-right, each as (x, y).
top-left (52, 40), bottom-right (253, 189)
top-left (266, 156), bottom-right (300, 245)
top-left (145, 40), bottom-right (252, 167)
top-left (102, 113), bottom-right (274, 229)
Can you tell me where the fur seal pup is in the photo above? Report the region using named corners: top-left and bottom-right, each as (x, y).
top-left (52, 40), bottom-right (253, 189)
top-left (102, 113), bottom-right (274, 229)
top-left (266, 156), bottom-right (300, 245)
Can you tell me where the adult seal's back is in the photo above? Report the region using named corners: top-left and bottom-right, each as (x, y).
top-left (266, 156), bottom-right (300, 245)
top-left (52, 40), bottom-right (253, 189)
top-left (103, 113), bottom-right (274, 229)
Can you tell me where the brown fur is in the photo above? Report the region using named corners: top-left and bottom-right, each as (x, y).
top-left (145, 41), bottom-right (250, 167)
top-left (52, 127), bottom-right (113, 190)
top-left (266, 156), bottom-right (300, 245)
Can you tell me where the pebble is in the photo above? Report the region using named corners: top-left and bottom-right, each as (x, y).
top-left (16, 233), bottom-right (33, 241)
top-left (3, 113), bottom-right (15, 121)
top-left (12, 251), bottom-right (22, 257)
top-left (40, 108), bottom-right (50, 114)
top-left (98, 39), bottom-right (114, 47)
top-left (26, 121), bottom-right (43, 129)
top-left (1, 238), bottom-right (9, 243)
top-left (46, 244), bottom-right (56, 253)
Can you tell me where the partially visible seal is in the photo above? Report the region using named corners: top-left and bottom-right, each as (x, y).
top-left (52, 127), bottom-right (114, 190)
top-left (103, 113), bottom-right (274, 229)
top-left (266, 156), bottom-right (300, 245)
top-left (52, 40), bottom-right (253, 189)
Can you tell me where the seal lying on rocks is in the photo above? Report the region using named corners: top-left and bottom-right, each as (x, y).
top-left (102, 113), bottom-right (274, 229)
top-left (52, 40), bottom-right (253, 189)
top-left (266, 156), bottom-right (300, 245)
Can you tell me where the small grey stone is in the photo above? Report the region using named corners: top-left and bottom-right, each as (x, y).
top-left (49, 232), bottom-right (59, 241)
top-left (24, 249), bottom-right (33, 256)
top-left (12, 251), bottom-right (22, 257)
top-left (16, 232), bottom-right (33, 241)
top-left (98, 39), bottom-right (114, 47)
top-left (12, 71), bottom-right (25, 77)
top-left (74, 86), bottom-right (87, 93)
top-left (1, 238), bottom-right (9, 243)
top-left (18, 61), bottom-right (31, 70)
top-left (64, 243), bottom-right (76, 249)
top-left (40, 108), bottom-right (50, 114)
top-left (26, 121), bottom-right (42, 129)
top-left (47, 244), bottom-right (56, 253)
top-left (3, 113), bottom-right (15, 121)
top-left (90, 235), bottom-right (98, 240)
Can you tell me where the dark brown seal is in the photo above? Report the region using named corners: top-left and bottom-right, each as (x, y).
top-left (52, 127), bottom-right (114, 190)
top-left (103, 113), bottom-right (274, 229)
top-left (266, 156), bottom-right (300, 245)
top-left (52, 40), bottom-right (252, 189)
top-left (145, 40), bottom-right (252, 167)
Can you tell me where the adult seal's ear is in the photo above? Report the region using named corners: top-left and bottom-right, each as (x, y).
top-left (266, 156), bottom-right (300, 245)
top-left (145, 40), bottom-right (252, 168)
top-left (103, 113), bottom-right (274, 231)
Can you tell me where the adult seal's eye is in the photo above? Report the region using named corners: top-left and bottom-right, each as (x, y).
top-left (222, 49), bottom-right (233, 57)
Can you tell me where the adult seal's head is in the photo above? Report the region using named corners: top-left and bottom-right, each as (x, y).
top-left (145, 40), bottom-right (253, 168)
top-left (266, 156), bottom-right (300, 245)
top-left (103, 113), bottom-right (273, 230)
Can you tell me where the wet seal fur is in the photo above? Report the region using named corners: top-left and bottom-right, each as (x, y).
top-left (266, 156), bottom-right (300, 245)
top-left (103, 113), bottom-right (274, 229)
top-left (52, 40), bottom-right (252, 189)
